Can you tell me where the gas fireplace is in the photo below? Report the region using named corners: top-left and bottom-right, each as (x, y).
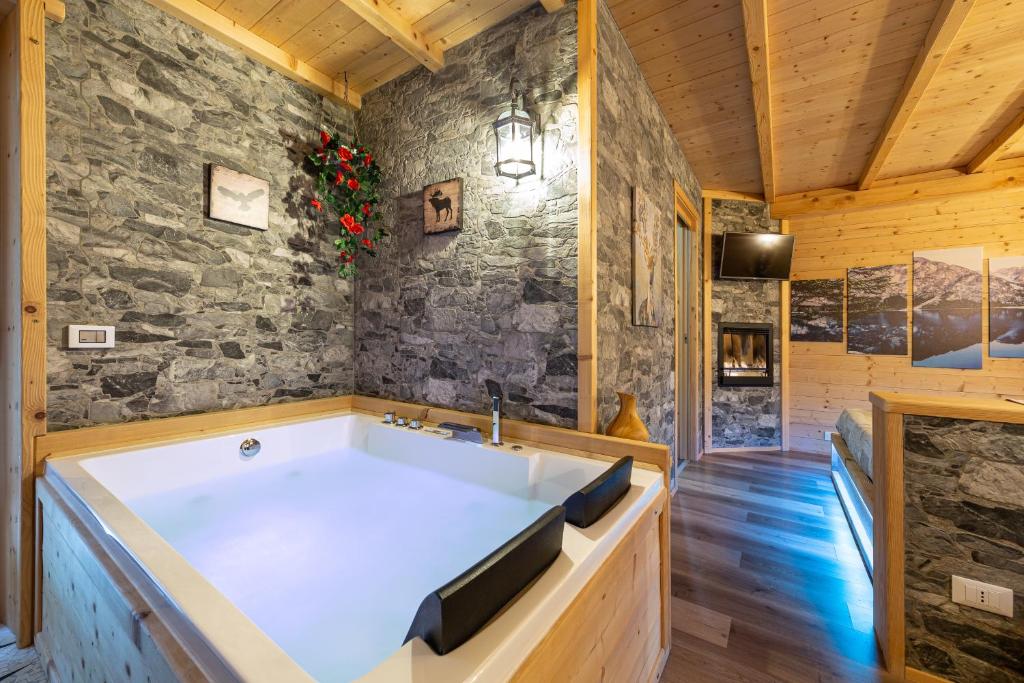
top-left (718, 323), bottom-right (773, 387)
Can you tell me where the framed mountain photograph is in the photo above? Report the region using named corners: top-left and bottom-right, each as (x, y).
top-left (988, 255), bottom-right (1024, 358)
top-left (847, 264), bottom-right (908, 355)
top-left (790, 278), bottom-right (843, 342)
top-left (912, 247), bottom-right (983, 369)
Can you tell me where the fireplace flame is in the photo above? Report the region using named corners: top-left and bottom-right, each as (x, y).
top-left (722, 332), bottom-right (768, 370)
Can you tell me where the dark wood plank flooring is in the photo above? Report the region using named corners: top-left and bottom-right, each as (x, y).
top-left (661, 450), bottom-right (895, 683)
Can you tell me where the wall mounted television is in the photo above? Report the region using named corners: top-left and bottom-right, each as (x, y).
top-left (719, 232), bottom-right (795, 280)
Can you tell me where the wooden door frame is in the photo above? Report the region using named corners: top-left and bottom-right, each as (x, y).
top-left (673, 183), bottom-right (700, 466)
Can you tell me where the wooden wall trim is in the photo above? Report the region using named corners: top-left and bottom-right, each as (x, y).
top-left (35, 396), bottom-right (355, 465)
top-left (779, 218), bottom-right (790, 450)
top-left (967, 108), bottom-right (1024, 174)
top-left (5, 0), bottom-right (47, 647)
top-left (701, 197), bottom-right (713, 456)
top-left (857, 0), bottom-right (976, 189)
top-left (576, 0), bottom-right (598, 434)
top-left (869, 392), bottom-right (1024, 425)
top-left (739, 0), bottom-right (776, 202)
top-left (675, 183), bottom-right (700, 464)
top-left (139, 0), bottom-right (361, 108)
top-left (872, 403), bottom-right (905, 674)
top-left (772, 161), bottom-right (1024, 217)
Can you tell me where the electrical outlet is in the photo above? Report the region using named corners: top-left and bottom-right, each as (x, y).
top-left (952, 576), bottom-right (1014, 617)
top-left (824, 430), bottom-right (833, 441)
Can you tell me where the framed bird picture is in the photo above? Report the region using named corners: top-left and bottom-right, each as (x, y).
top-left (208, 165), bottom-right (270, 230)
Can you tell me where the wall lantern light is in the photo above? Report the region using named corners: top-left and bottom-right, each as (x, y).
top-left (493, 78), bottom-right (536, 180)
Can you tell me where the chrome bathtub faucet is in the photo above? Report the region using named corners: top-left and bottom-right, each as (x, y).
top-left (485, 379), bottom-right (503, 446)
top-left (239, 438), bottom-right (261, 459)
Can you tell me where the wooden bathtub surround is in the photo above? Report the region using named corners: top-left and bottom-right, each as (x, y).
top-left (869, 391), bottom-right (1024, 681)
top-left (35, 477), bottom-right (215, 683)
top-left (33, 392), bottom-right (675, 680)
top-left (511, 490), bottom-right (667, 682)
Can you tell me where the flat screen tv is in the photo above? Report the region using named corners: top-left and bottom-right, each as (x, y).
top-left (719, 232), bottom-right (795, 280)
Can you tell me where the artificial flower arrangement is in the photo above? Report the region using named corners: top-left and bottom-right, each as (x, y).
top-left (307, 130), bottom-right (384, 277)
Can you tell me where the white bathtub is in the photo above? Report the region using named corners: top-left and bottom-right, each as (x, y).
top-left (45, 412), bottom-right (663, 682)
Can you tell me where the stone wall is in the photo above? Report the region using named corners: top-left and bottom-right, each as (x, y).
top-left (45, 0), bottom-right (356, 429)
top-left (595, 0), bottom-right (702, 466)
top-left (903, 415), bottom-right (1024, 683)
top-left (353, 4), bottom-right (579, 427)
top-left (710, 199), bottom-right (781, 449)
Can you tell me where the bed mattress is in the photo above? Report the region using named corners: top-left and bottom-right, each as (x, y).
top-left (836, 408), bottom-right (873, 481)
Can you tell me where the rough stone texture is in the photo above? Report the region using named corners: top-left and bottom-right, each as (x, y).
top-left (45, 0), bottom-right (356, 429)
top-left (595, 0), bottom-right (703, 466)
top-left (710, 199), bottom-right (782, 448)
top-left (903, 415), bottom-right (1024, 683)
top-left (354, 4), bottom-right (579, 427)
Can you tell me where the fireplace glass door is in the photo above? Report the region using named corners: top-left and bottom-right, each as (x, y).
top-left (718, 323), bottom-right (773, 387)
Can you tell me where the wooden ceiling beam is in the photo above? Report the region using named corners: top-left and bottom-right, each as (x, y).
top-left (335, 0), bottom-right (444, 72)
top-left (771, 161), bottom-right (1024, 218)
top-left (44, 0), bottom-right (64, 23)
top-left (967, 108), bottom-right (1024, 174)
top-left (740, 0), bottom-right (776, 202)
top-left (857, 0), bottom-right (976, 190)
top-left (140, 0), bottom-right (361, 108)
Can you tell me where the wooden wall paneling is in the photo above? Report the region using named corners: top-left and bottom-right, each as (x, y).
top-left (856, 0), bottom-right (977, 188)
top-left (740, 0), bottom-right (776, 201)
top-left (779, 218), bottom-right (790, 450)
top-left (701, 197), bottom-right (713, 455)
top-left (577, 0), bottom-right (598, 434)
top-left (784, 186), bottom-right (1024, 455)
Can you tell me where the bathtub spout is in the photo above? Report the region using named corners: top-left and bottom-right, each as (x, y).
top-left (484, 380), bottom-right (503, 446)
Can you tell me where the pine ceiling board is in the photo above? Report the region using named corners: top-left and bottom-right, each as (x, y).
top-left (607, 0), bottom-right (681, 25)
top-left (197, 0), bottom-right (222, 8)
top-left (618, 0), bottom-right (731, 47)
top-left (880, 0), bottom-right (1024, 178)
top-left (310, 23), bottom-right (389, 76)
top-left (352, 54), bottom-right (420, 93)
top-left (216, 0), bottom-right (282, 28)
top-left (437, 0), bottom-right (534, 49)
top-left (639, 30), bottom-right (749, 90)
top-left (388, 0), bottom-right (451, 22)
top-left (627, 7), bottom-right (742, 65)
top-left (342, 33), bottom-right (409, 87)
top-left (769, 0), bottom-right (943, 193)
top-left (1007, 138), bottom-right (1024, 159)
top-left (414, 0), bottom-right (518, 45)
top-left (278, 3), bottom-right (366, 62)
top-left (250, 0), bottom-right (335, 45)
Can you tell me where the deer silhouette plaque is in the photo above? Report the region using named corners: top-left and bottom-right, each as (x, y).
top-left (208, 165), bottom-right (270, 230)
top-left (423, 178), bottom-right (463, 235)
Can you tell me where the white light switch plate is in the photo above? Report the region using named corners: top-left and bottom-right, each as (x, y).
top-left (952, 575), bottom-right (1014, 617)
top-left (66, 325), bottom-right (116, 349)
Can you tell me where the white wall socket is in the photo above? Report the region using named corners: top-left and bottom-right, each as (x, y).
top-left (66, 325), bottom-right (116, 349)
top-left (952, 575), bottom-right (1014, 617)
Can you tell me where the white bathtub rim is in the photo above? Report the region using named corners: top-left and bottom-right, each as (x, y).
top-left (45, 417), bottom-right (663, 683)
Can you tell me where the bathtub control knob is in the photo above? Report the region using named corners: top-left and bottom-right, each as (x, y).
top-left (396, 417), bottom-right (407, 427)
top-left (409, 419), bottom-right (423, 430)
top-left (383, 412), bottom-right (396, 424)
top-left (239, 438), bottom-right (261, 459)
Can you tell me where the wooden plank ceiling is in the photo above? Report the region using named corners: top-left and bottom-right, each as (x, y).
top-left (608, 0), bottom-right (1024, 199)
top-left (188, 0), bottom-right (561, 105)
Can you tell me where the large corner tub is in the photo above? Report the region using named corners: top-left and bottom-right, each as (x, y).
top-left (35, 411), bottom-right (667, 682)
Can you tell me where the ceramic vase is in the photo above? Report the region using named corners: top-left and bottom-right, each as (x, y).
top-left (605, 392), bottom-right (650, 441)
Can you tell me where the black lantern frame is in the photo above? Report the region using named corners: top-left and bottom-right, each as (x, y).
top-left (493, 79), bottom-right (536, 180)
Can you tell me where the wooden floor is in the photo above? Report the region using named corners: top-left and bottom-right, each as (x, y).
top-left (0, 626), bottom-right (45, 682)
top-left (661, 450), bottom-right (894, 683)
